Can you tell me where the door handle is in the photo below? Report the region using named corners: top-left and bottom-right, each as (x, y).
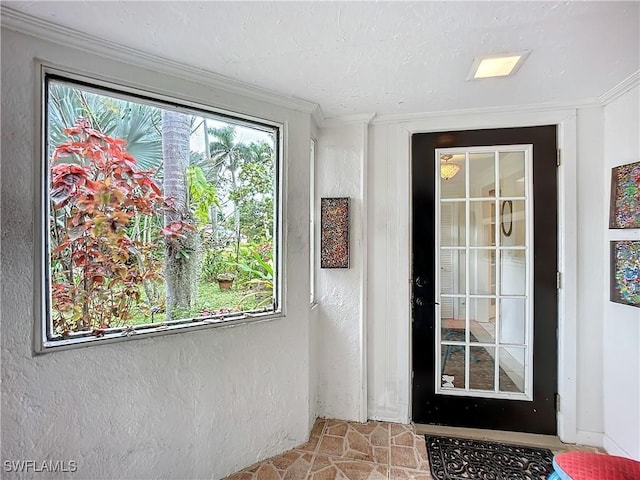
top-left (415, 276), bottom-right (426, 288)
top-left (414, 297), bottom-right (439, 307)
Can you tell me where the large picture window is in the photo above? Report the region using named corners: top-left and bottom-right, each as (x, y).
top-left (39, 70), bottom-right (281, 351)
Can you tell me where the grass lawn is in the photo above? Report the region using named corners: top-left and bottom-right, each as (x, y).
top-left (129, 280), bottom-right (266, 325)
top-left (51, 279), bottom-right (271, 334)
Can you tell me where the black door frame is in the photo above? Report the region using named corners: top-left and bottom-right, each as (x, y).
top-left (410, 125), bottom-right (559, 435)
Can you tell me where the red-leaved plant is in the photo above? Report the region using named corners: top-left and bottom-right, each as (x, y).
top-left (49, 118), bottom-right (192, 336)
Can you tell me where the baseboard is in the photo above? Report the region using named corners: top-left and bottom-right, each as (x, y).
top-left (602, 434), bottom-right (635, 459)
top-left (415, 424), bottom-right (567, 450)
top-left (367, 406), bottom-right (406, 424)
top-left (575, 430), bottom-right (604, 448)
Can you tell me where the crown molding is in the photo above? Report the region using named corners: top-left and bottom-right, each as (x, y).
top-left (598, 70), bottom-right (640, 105)
top-left (0, 6), bottom-right (319, 115)
top-left (371, 71), bottom-right (640, 125)
top-left (319, 113), bottom-right (377, 128)
top-left (311, 105), bottom-right (326, 129)
top-left (370, 98), bottom-right (598, 125)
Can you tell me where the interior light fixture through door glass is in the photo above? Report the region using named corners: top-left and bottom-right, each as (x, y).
top-left (440, 154), bottom-right (461, 180)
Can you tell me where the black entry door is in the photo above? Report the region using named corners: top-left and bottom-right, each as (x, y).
top-left (411, 126), bottom-right (558, 435)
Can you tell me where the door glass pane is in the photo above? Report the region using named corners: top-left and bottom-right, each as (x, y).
top-left (440, 202), bottom-right (465, 246)
top-left (469, 152), bottom-right (495, 198)
top-left (500, 250), bottom-right (526, 295)
top-left (440, 249), bottom-right (466, 294)
top-left (500, 200), bottom-right (525, 246)
top-left (440, 297), bottom-right (466, 341)
top-left (469, 201), bottom-right (495, 246)
top-left (442, 326), bottom-right (466, 344)
top-left (470, 346), bottom-right (495, 391)
top-left (499, 151), bottom-right (525, 197)
top-left (469, 298), bottom-right (495, 343)
top-left (440, 297), bottom-right (466, 350)
top-left (469, 249), bottom-right (494, 295)
top-left (499, 298), bottom-right (526, 345)
top-left (441, 344), bottom-right (466, 390)
top-left (499, 347), bottom-right (525, 393)
top-left (440, 153), bottom-right (465, 199)
top-left (436, 145), bottom-right (532, 400)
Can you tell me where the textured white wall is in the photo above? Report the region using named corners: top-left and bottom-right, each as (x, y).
top-left (309, 124), bottom-right (320, 430)
top-left (315, 122), bottom-right (368, 422)
top-left (1, 28), bottom-right (313, 479)
top-left (575, 107), bottom-right (606, 445)
top-left (602, 85), bottom-right (640, 459)
top-left (309, 305), bottom-right (320, 429)
top-left (367, 123), bottom-right (411, 423)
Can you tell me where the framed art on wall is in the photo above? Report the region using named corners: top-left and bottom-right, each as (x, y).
top-left (610, 240), bottom-right (640, 308)
top-left (320, 197), bottom-right (349, 268)
top-left (609, 161), bottom-right (640, 229)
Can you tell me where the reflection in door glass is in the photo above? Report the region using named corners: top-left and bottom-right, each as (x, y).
top-left (500, 200), bottom-right (526, 246)
top-left (440, 249), bottom-right (466, 294)
top-left (499, 298), bottom-right (526, 344)
top-left (440, 202), bottom-right (466, 246)
top-left (500, 250), bottom-right (526, 295)
top-left (469, 249), bottom-right (495, 295)
top-left (440, 153), bottom-right (465, 199)
top-left (469, 152), bottom-right (495, 198)
top-left (436, 145), bottom-right (531, 400)
top-left (441, 345), bottom-right (466, 390)
top-left (468, 297), bottom-right (495, 343)
top-left (499, 347), bottom-right (526, 393)
top-left (470, 346), bottom-right (495, 390)
top-left (469, 201), bottom-right (496, 246)
top-left (440, 297), bottom-right (466, 341)
top-left (499, 151), bottom-right (526, 197)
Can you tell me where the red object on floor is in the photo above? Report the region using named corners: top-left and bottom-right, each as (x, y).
top-left (553, 452), bottom-right (640, 480)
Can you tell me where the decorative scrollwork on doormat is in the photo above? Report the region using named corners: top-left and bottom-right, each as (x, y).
top-left (425, 435), bottom-right (553, 480)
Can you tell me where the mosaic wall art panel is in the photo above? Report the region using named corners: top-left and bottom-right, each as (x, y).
top-left (610, 240), bottom-right (640, 308)
top-left (321, 197), bottom-right (349, 268)
top-left (609, 161), bottom-right (640, 229)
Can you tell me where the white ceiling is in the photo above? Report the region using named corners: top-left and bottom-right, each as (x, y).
top-left (3, 1), bottom-right (639, 119)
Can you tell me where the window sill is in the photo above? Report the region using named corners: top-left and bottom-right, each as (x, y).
top-left (36, 310), bottom-right (282, 354)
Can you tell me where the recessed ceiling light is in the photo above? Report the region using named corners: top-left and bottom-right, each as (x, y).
top-left (467, 51), bottom-right (530, 80)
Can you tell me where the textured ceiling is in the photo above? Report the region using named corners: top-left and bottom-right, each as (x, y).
top-left (3, 1), bottom-right (639, 118)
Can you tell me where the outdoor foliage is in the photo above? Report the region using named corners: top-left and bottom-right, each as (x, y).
top-left (48, 82), bottom-right (162, 170)
top-left (47, 80), bottom-right (278, 337)
top-left (49, 118), bottom-right (191, 335)
top-left (234, 244), bottom-right (274, 308)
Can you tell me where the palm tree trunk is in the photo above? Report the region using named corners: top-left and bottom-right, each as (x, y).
top-left (162, 111), bottom-right (196, 321)
top-left (230, 167), bottom-right (241, 258)
top-left (202, 119), bottom-right (218, 247)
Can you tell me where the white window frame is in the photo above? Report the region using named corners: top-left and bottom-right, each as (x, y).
top-left (309, 138), bottom-right (317, 305)
top-left (35, 63), bottom-right (284, 353)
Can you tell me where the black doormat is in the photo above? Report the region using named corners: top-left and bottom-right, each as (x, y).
top-left (425, 435), bottom-right (554, 480)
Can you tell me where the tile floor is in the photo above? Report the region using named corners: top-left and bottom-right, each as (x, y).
top-left (225, 418), bottom-right (432, 480)
top-left (224, 418), bottom-right (601, 480)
